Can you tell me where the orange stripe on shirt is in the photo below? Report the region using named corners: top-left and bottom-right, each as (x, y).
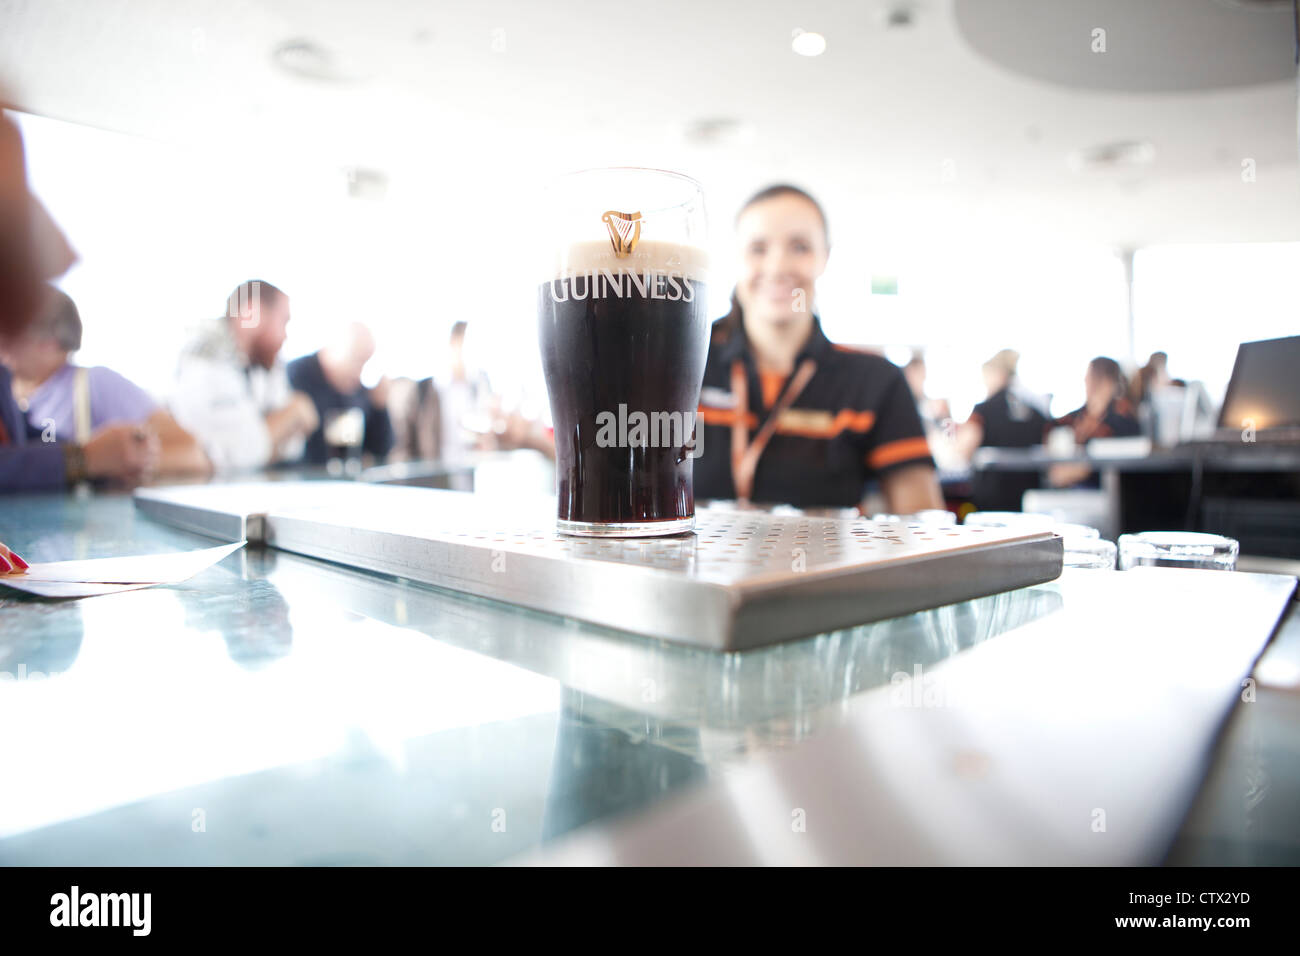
top-left (775, 407), bottom-right (876, 439)
top-left (867, 435), bottom-right (932, 470)
top-left (697, 405), bottom-right (757, 428)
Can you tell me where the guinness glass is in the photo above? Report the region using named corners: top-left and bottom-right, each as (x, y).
top-left (538, 168), bottom-right (709, 536)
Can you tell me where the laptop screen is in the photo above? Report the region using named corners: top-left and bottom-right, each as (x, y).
top-left (1218, 335), bottom-right (1300, 431)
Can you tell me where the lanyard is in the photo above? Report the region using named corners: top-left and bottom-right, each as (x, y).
top-left (729, 357), bottom-right (817, 502)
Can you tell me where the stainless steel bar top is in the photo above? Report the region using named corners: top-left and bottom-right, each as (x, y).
top-left (134, 482), bottom-right (1063, 651)
top-left (1, 493), bottom-right (1294, 865)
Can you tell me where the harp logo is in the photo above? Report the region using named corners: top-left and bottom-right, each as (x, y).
top-left (601, 209), bottom-right (641, 257)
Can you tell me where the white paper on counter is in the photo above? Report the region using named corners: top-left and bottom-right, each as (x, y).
top-left (0, 541), bottom-right (245, 598)
top-left (0, 579), bottom-right (154, 599)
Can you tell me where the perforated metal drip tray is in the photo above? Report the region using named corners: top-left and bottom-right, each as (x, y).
top-left (135, 482), bottom-right (1063, 651)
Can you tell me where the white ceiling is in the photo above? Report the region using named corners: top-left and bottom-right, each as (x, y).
top-left (1, 0), bottom-right (1297, 249)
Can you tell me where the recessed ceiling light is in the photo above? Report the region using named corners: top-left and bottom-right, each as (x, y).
top-left (682, 118), bottom-right (755, 147)
top-left (1068, 140), bottom-right (1156, 173)
top-left (272, 38), bottom-right (368, 83)
top-left (343, 166), bottom-right (389, 201)
top-left (791, 30), bottom-right (826, 57)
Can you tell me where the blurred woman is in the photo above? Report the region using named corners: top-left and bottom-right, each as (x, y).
top-left (956, 349), bottom-right (1050, 459)
top-left (3, 287), bottom-right (209, 477)
top-left (1056, 356), bottom-right (1140, 444)
top-left (955, 348), bottom-right (1052, 510)
top-left (694, 184), bottom-right (942, 513)
top-left (1, 106), bottom-right (157, 571)
top-left (1046, 356), bottom-right (1141, 488)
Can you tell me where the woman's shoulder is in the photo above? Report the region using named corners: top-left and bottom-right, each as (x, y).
top-left (85, 364), bottom-right (141, 388)
top-left (823, 342), bottom-right (906, 380)
top-left (85, 365), bottom-right (155, 406)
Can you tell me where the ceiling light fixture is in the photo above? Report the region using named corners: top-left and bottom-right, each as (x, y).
top-left (1068, 140), bottom-right (1156, 173)
top-left (272, 38), bottom-right (368, 83)
top-left (791, 30), bottom-right (826, 56)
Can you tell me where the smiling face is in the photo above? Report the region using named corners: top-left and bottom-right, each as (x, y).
top-left (733, 192), bottom-right (829, 333)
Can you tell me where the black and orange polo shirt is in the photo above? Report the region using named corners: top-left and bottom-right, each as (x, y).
top-left (694, 316), bottom-right (935, 508)
top-left (1053, 397), bottom-right (1141, 443)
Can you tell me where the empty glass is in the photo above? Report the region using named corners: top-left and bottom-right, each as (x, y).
top-left (964, 511), bottom-right (1056, 532)
top-left (1063, 537), bottom-right (1117, 570)
top-left (1117, 531), bottom-right (1239, 571)
top-left (1054, 522), bottom-right (1101, 540)
top-left (872, 510), bottom-right (958, 527)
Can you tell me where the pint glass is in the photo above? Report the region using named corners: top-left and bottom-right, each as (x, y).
top-left (538, 168), bottom-right (709, 536)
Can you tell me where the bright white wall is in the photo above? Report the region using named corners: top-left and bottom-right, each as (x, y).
top-left (1133, 242), bottom-right (1300, 406)
top-left (15, 111), bottom-right (1296, 429)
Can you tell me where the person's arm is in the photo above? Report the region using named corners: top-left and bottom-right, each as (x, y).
top-left (954, 416), bottom-right (984, 463)
top-left (264, 393), bottom-right (318, 460)
top-left (879, 462), bottom-right (944, 514)
top-left (0, 441), bottom-right (67, 492)
top-left (146, 408), bottom-right (211, 478)
top-left (1047, 462), bottom-right (1094, 488)
top-left (861, 364), bottom-right (944, 515)
top-left (362, 384), bottom-right (394, 461)
top-left (81, 423), bottom-right (159, 486)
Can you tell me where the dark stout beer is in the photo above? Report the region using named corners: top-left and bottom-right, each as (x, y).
top-left (539, 239), bottom-right (709, 535)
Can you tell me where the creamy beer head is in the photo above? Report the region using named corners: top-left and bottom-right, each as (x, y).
top-left (548, 238), bottom-right (712, 290)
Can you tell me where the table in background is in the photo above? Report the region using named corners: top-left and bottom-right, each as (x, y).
top-left (972, 444), bottom-right (1300, 556)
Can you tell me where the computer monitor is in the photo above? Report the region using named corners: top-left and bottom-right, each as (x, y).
top-left (1217, 335), bottom-right (1300, 432)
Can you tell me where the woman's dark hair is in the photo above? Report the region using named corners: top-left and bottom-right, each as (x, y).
top-left (737, 183), bottom-right (829, 245)
top-left (1088, 356), bottom-right (1127, 396)
top-left (718, 183), bottom-right (829, 340)
top-left (33, 286), bottom-right (82, 352)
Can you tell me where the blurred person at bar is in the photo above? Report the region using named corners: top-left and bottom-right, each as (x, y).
top-left (0, 106), bottom-right (157, 506)
top-left (903, 352), bottom-right (963, 471)
top-left (695, 184), bottom-right (943, 513)
top-left (432, 320), bottom-right (553, 461)
top-left (437, 320), bottom-right (492, 460)
top-left (3, 286), bottom-right (210, 477)
top-left (286, 322), bottom-right (393, 466)
top-left (955, 348), bottom-right (1051, 510)
top-left (169, 279), bottom-right (318, 473)
top-left (1129, 350), bottom-right (1187, 407)
top-left (1047, 356), bottom-right (1141, 488)
top-left (903, 354), bottom-right (952, 436)
top-left (385, 375), bottom-right (442, 463)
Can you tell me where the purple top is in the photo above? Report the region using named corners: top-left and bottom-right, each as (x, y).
top-left (24, 363), bottom-right (157, 439)
top-left (1, 363), bottom-right (66, 492)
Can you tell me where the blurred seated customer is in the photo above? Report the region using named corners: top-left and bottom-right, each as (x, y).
top-left (1047, 356), bottom-right (1141, 488)
top-left (1129, 350), bottom-right (1192, 442)
top-left (438, 320), bottom-right (492, 460)
top-left (433, 320), bottom-right (554, 461)
top-left (286, 322), bottom-right (393, 465)
top-left (694, 184), bottom-right (943, 514)
top-left (169, 280), bottom-right (318, 473)
top-left (903, 355), bottom-right (952, 433)
top-left (955, 348), bottom-right (1051, 511)
top-left (903, 353), bottom-right (961, 471)
top-left (0, 110), bottom-right (156, 499)
top-left (386, 376), bottom-right (441, 463)
top-left (1128, 350), bottom-right (1177, 408)
top-left (3, 287), bottom-right (209, 477)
